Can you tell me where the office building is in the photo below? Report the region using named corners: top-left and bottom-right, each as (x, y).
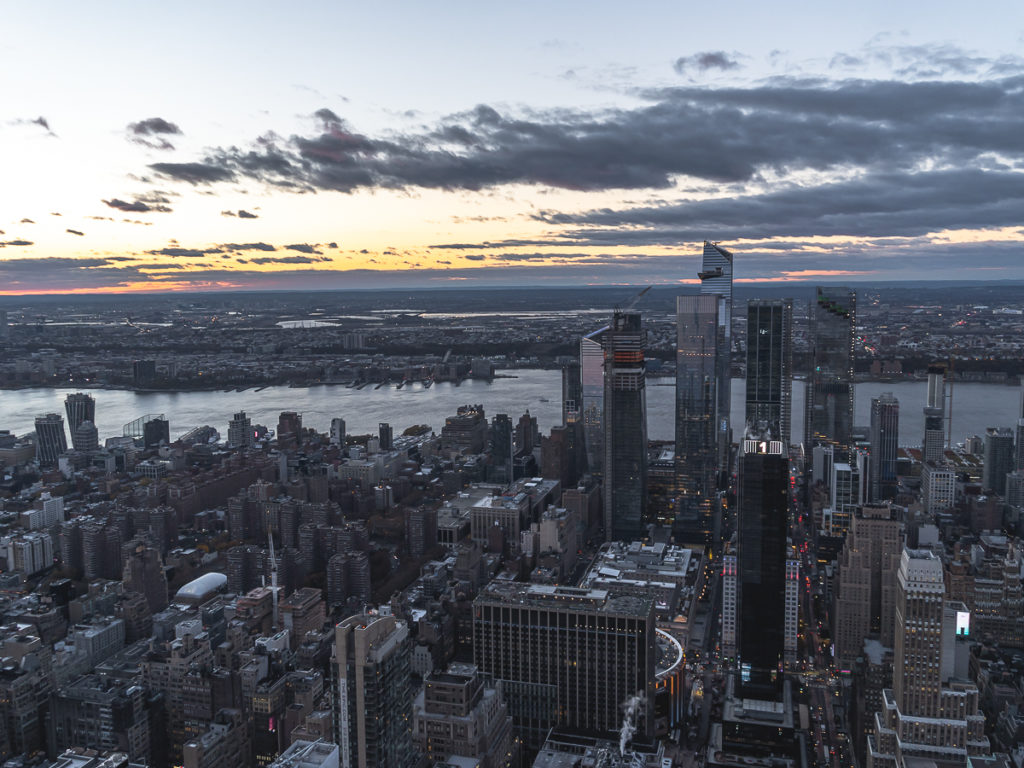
top-left (65, 392), bottom-right (96, 434)
top-left (489, 414), bottom-right (514, 485)
top-left (35, 412), bottom-right (68, 467)
top-left (602, 309), bottom-right (647, 541)
top-left (48, 674), bottom-right (151, 761)
top-left (869, 394), bottom-right (900, 502)
top-left (982, 427), bottom-right (1014, 495)
top-left (561, 359), bottom-right (582, 427)
top-left (143, 417), bottom-right (170, 448)
top-left (699, 241), bottom-right (734, 471)
top-left (806, 287), bottom-right (856, 459)
top-left (833, 505), bottom-right (904, 670)
top-left (580, 327), bottom-right (607, 477)
top-left (122, 538), bottom-right (169, 614)
top-left (745, 298), bottom-right (793, 444)
top-left (922, 365), bottom-right (946, 463)
top-left (228, 411), bottom-right (254, 448)
top-left (330, 418), bottom-right (346, 448)
top-left (735, 437), bottom-right (789, 699)
top-left (675, 294), bottom-right (722, 547)
top-left (473, 583), bottom-right (656, 752)
top-left (412, 663), bottom-right (513, 768)
top-left (378, 422), bottom-right (393, 451)
top-left (868, 550), bottom-right (990, 768)
top-left (332, 613), bottom-right (419, 768)
top-left (441, 405), bottom-right (488, 454)
top-left (921, 461), bottom-right (956, 514)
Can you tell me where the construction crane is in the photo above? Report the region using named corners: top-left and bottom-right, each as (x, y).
top-left (615, 285), bottom-right (651, 313)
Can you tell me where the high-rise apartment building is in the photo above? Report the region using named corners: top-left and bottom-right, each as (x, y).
top-left (561, 360), bottom-right (582, 427)
top-left (65, 392), bottom-right (96, 436)
top-left (982, 427), bottom-right (1014, 495)
top-left (922, 365), bottom-right (946, 463)
top-left (228, 411), bottom-right (254, 448)
top-left (378, 422), bottom-right (393, 451)
top-left (869, 394), bottom-right (900, 502)
top-left (580, 327), bottom-right (607, 478)
top-left (34, 412), bottom-right (68, 468)
top-left (699, 241), bottom-right (734, 471)
top-left (806, 287), bottom-right (856, 460)
top-left (734, 437), bottom-right (789, 699)
top-left (745, 298), bottom-right (793, 444)
top-left (333, 613), bottom-right (419, 768)
top-left (833, 505), bottom-right (904, 671)
top-left (675, 294), bottom-right (722, 547)
top-left (921, 461), bottom-right (956, 514)
top-left (869, 550), bottom-right (990, 768)
top-left (473, 583), bottom-right (656, 752)
top-left (602, 309), bottom-right (647, 541)
top-left (412, 663), bottom-right (513, 768)
top-left (330, 418), bottom-right (346, 448)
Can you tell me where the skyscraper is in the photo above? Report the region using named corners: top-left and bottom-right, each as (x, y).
top-left (675, 294), bottom-right (721, 546)
top-left (489, 414), bottom-right (513, 485)
top-left (735, 437), bottom-right (789, 699)
top-left (378, 422), bottom-right (393, 451)
top-left (473, 583), bottom-right (656, 752)
top-left (227, 411), bottom-right (254, 448)
top-left (602, 309), bottom-right (647, 541)
top-left (869, 393), bottom-right (899, 502)
top-left (699, 241), bottom-right (734, 471)
top-left (982, 427), bottom-right (1014, 495)
top-left (922, 364), bottom-right (946, 463)
top-left (869, 550), bottom-right (989, 768)
top-left (333, 613), bottom-right (419, 768)
top-left (64, 392), bottom-right (96, 434)
top-left (580, 327), bottom-right (607, 477)
top-left (561, 360), bottom-right (582, 427)
top-left (34, 413), bottom-right (67, 468)
top-left (806, 287), bottom-right (856, 459)
top-left (744, 298), bottom-right (793, 444)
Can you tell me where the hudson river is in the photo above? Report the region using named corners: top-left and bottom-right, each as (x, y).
top-left (1, 372), bottom-right (1020, 448)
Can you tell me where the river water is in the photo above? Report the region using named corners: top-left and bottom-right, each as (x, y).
top-left (1, 373), bottom-right (1020, 448)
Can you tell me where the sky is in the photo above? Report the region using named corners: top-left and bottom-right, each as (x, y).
top-left (2, 1), bottom-right (1023, 294)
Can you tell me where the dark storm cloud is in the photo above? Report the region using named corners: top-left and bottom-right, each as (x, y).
top-left (66, 228), bottom-right (85, 236)
top-left (530, 168), bottom-right (1024, 244)
top-left (103, 197), bottom-right (173, 213)
top-left (128, 117), bottom-right (183, 150)
top-left (237, 209), bottom-right (258, 218)
top-left (149, 162), bottom-right (236, 184)
top-left (143, 73), bottom-right (1024, 200)
top-left (673, 51), bottom-right (741, 74)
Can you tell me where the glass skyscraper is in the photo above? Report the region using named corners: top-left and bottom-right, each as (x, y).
top-left (580, 328), bottom-right (607, 478)
top-left (744, 298), bottom-right (793, 445)
top-left (602, 310), bottom-right (647, 541)
top-left (806, 286), bottom-right (856, 458)
top-left (675, 294), bottom-right (721, 546)
top-left (699, 241), bottom-right (734, 472)
top-left (869, 393), bottom-right (900, 502)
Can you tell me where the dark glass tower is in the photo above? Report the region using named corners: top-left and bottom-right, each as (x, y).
top-left (489, 414), bottom-right (514, 485)
top-left (869, 392), bottom-right (900, 501)
top-left (561, 360), bottom-right (582, 427)
top-left (580, 328), bottom-right (607, 478)
top-left (675, 294), bottom-right (721, 546)
top-left (806, 286), bottom-right (856, 459)
top-left (603, 310), bottom-right (647, 541)
top-left (699, 242), bottom-right (734, 474)
top-left (744, 299), bottom-right (793, 444)
top-left (736, 438), bottom-right (789, 699)
top-left (922, 364), bottom-right (946, 463)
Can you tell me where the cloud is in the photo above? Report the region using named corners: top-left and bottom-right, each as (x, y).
top-left (103, 197), bottom-right (173, 213)
top-left (0, 240), bottom-right (33, 247)
top-left (284, 243), bottom-right (322, 255)
top-left (128, 117), bottom-right (183, 150)
top-left (149, 162), bottom-right (236, 184)
top-left (66, 228), bottom-right (85, 236)
top-left (146, 247), bottom-right (216, 258)
top-left (20, 218), bottom-right (34, 224)
top-left (220, 242), bottom-right (276, 252)
top-left (248, 255), bottom-right (330, 264)
top-left (673, 51), bottom-right (741, 74)
top-left (237, 209), bottom-right (258, 219)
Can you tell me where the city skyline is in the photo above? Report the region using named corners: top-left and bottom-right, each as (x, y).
top-left (3, 2), bottom-right (1024, 293)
